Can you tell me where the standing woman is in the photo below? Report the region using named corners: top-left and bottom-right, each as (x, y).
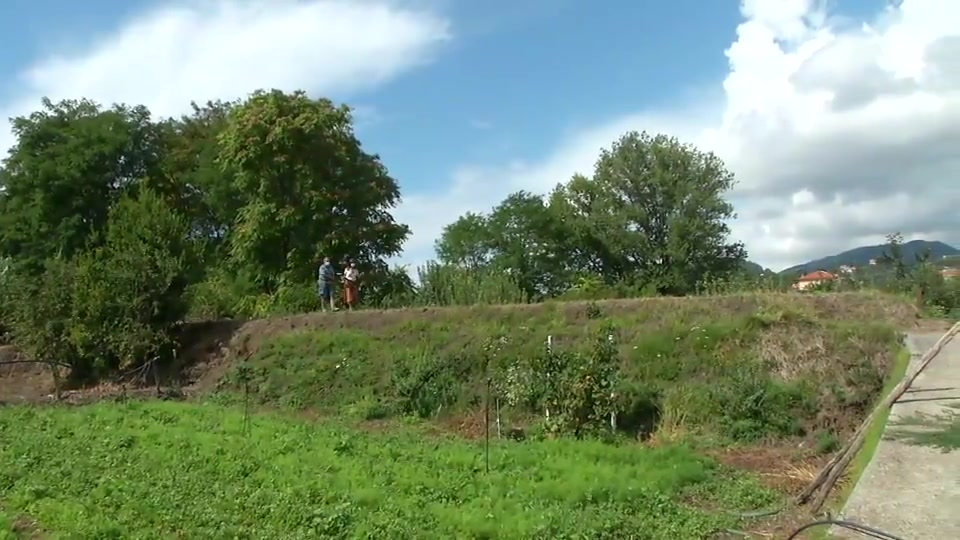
top-left (343, 261), bottom-right (360, 310)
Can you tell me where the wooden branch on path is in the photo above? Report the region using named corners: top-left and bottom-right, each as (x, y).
top-left (797, 320), bottom-right (960, 512)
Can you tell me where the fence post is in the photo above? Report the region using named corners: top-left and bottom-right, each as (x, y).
top-left (545, 335), bottom-right (552, 421)
top-left (607, 333), bottom-right (616, 432)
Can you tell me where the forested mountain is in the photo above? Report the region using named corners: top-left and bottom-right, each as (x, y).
top-left (780, 240), bottom-right (959, 275)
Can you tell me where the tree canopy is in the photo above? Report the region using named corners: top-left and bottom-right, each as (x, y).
top-left (220, 90), bottom-right (409, 289)
top-left (0, 98), bottom-right (165, 270)
top-left (0, 90), bottom-right (413, 380)
top-left (436, 131), bottom-right (747, 297)
top-left (0, 91), bottom-right (755, 381)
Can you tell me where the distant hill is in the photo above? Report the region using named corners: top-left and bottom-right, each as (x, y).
top-left (781, 240), bottom-right (960, 276)
top-left (741, 260), bottom-right (772, 276)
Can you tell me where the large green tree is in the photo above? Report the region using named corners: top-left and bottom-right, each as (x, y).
top-left (0, 98), bottom-right (166, 271)
top-left (218, 89), bottom-right (409, 289)
top-left (551, 131), bottom-right (745, 294)
top-left (435, 212), bottom-right (494, 269)
top-left (437, 131), bottom-right (747, 298)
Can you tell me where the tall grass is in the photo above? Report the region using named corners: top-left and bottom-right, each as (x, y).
top-left (182, 253), bottom-right (960, 320)
top-left (412, 262), bottom-right (528, 306)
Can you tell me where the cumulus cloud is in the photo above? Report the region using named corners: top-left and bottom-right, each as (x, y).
top-left (398, 0), bottom-right (960, 272)
top-left (0, 0), bottom-right (451, 152)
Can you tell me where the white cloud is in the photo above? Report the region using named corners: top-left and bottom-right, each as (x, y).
top-left (469, 119), bottom-right (493, 130)
top-left (0, 0), bottom-right (450, 153)
top-left (397, 0), bottom-right (960, 272)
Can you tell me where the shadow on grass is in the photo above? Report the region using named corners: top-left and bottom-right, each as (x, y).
top-left (886, 403), bottom-right (960, 452)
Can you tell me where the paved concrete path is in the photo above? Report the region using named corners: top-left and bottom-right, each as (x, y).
top-left (835, 332), bottom-right (960, 539)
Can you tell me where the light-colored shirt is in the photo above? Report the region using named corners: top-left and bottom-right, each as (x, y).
top-left (344, 267), bottom-right (359, 282)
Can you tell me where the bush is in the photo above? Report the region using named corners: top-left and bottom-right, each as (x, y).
top-left (922, 272), bottom-right (960, 319)
top-left (555, 275), bottom-right (659, 301)
top-left (360, 266), bottom-right (417, 309)
top-left (6, 189), bottom-right (197, 380)
top-left (414, 262), bottom-right (528, 306)
top-left (185, 267), bottom-right (262, 320)
top-left (494, 327), bottom-right (620, 436)
top-left (67, 189), bottom-right (197, 376)
top-left (189, 273), bottom-right (324, 320)
top-left (5, 257), bottom-right (79, 377)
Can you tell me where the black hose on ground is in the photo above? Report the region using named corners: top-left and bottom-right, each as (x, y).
top-left (717, 506), bottom-right (907, 539)
top-left (786, 519), bottom-right (906, 540)
top-left (725, 505), bottom-right (786, 519)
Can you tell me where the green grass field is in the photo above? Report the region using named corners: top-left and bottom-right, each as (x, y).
top-left (0, 401), bottom-right (779, 539)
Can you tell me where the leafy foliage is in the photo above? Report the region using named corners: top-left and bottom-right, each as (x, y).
top-left (495, 327), bottom-right (621, 437)
top-left (5, 257), bottom-right (79, 372)
top-left (68, 189), bottom-right (197, 376)
top-left (437, 131), bottom-right (747, 298)
top-left (414, 262), bottom-right (528, 306)
top-left (160, 100), bottom-right (244, 261)
top-left (219, 89), bottom-right (408, 290)
top-left (4, 190), bottom-right (195, 379)
top-left (437, 191), bottom-right (569, 299)
top-left (0, 98), bottom-right (165, 270)
top-left (0, 90), bottom-right (418, 378)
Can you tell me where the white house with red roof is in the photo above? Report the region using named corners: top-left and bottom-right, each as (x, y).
top-left (793, 270), bottom-right (838, 291)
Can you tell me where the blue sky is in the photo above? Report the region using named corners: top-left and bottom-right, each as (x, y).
top-left (0, 0), bottom-right (737, 195)
top-left (359, 0), bottom-right (739, 180)
top-left (0, 0), bottom-right (956, 271)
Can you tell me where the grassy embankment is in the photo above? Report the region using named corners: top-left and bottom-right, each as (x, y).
top-left (0, 292), bottom-right (918, 538)
top-left (216, 292), bottom-right (912, 444)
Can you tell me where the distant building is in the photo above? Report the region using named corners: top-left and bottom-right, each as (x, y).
top-left (942, 268), bottom-right (960, 280)
top-left (793, 270), bottom-right (838, 291)
top-left (838, 265), bottom-right (856, 274)
top-left (868, 258), bottom-right (878, 266)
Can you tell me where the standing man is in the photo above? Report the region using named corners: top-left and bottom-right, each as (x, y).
top-left (317, 256), bottom-right (338, 312)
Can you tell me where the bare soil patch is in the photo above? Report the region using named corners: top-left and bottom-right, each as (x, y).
top-left (0, 346), bottom-right (50, 404)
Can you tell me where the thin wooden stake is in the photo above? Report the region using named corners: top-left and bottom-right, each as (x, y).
top-left (484, 377), bottom-right (491, 474)
top-left (49, 361), bottom-right (61, 402)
